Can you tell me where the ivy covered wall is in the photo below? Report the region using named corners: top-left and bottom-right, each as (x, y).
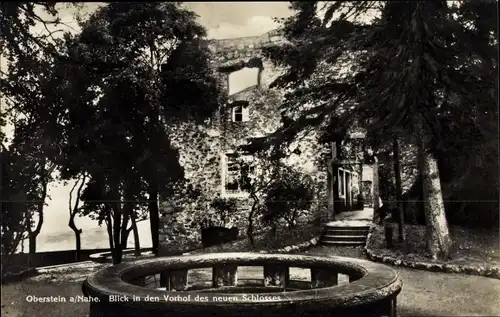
top-left (158, 31), bottom-right (331, 255)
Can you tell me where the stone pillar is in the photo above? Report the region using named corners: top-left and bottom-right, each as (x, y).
top-left (310, 268), bottom-right (338, 288)
top-left (160, 270), bottom-right (189, 291)
top-left (357, 162), bottom-right (364, 209)
top-left (263, 265), bottom-right (289, 287)
top-left (212, 264), bottom-right (238, 287)
top-left (327, 142), bottom-right (338, 221)
top-left (129, 277), bottom-right (146, 287)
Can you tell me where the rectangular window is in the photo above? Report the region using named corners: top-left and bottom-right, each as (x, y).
top-left (222, 153), bottom-right (252, 196)
top-left (231, 105), bottom-right (249, 122)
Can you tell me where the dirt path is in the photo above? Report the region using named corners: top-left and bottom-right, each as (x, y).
top-left (3, 244), bottom-right (499, 317)
top-left (305, 247), bottom-right (500, 316)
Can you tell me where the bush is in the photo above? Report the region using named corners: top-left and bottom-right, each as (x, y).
top-left (200, 197), bottom-right (238, 229)
top-left (261, 167), bottom-right (314, 230)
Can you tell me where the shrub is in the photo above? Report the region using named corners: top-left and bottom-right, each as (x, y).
top-left (200, 197), bottom-right (238, 229)
top-left (261, 166), bottom-right (314, 231)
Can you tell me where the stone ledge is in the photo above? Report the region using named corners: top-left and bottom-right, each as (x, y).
top-left (259, 236), bottom-right (321, 254)
top-left (2, 267), bottom-right (39, 284)
top-left (364, 224), bottom-right (500, 280)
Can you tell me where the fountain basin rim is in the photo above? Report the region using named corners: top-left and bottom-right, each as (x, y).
top-left (83, 253), bottom-right (402, 308)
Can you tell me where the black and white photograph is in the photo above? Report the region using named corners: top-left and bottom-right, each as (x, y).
top-left (1, 1), bottom-right (498, 317)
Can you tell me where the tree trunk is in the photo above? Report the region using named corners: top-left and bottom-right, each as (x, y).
top-left (418, 140), bottom-right (452, 260)
top-left (372, 156), bottom-right (380, 222)
top-left (327, 142), bottom-right (337, 221)
top-left (148, 188), bottom-right (160, 256)
top-left (69, 174), bottom-right (86, 261)
top-left (28, 234), bottom-right (36, 254)
top-left (110, 181), bottom-right (123, 265)
top-left (270, 223), bottom-right (277, 237)
top-left (112, 202), bottom-right (123, 265)
top-left (27, 186), bottom-right (47, 257)
top-left (122, 229), bottom-right (130, 249)
top-left (327, 170), bottom-right (335, 221)
top-left (393, 137), bottom-right (406, 243)
top-left (120, 205), bottom-right (131, 251)
top-left (120, 176), bottom-right (136, 252)
top-left (105, 209), bottom-right (114, 251)
top-left (247, 196), bottom-right (258, 248)
top-left (131, 213), bottom-right (141, 256)
top-left (357, 162), bottom-right (364, 209)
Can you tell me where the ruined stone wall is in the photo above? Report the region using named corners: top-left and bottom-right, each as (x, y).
top-left (158, 30), bottom-right (329, 255)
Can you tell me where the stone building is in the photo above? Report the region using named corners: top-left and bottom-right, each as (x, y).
top-left (158, 29), bottom-right (368, 254)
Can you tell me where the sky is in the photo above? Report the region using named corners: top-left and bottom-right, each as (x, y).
top-left (43, 2), bottom-right (292, 39)
top-left (2, 2), bottom-right (294, 252)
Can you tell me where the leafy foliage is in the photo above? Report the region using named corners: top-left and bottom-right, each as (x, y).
top-left (260, 1), bottom-right (497, 231)
top-left (31, 2), bottom-right (226, 263)
top-left (1, 145), bottom-right (28, 258)
top-left (200, 197), bottom-right (239, 228)
top-left (262, 166), bottom-right (314, 229)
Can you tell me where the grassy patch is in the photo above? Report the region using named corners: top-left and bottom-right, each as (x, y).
top-left (368, 224), bottom-right (500, 266)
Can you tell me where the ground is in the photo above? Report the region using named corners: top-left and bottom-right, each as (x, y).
top-left (3, 208), bottom-right (499, 317)
top-left (305, 247), bottom-right (500, 317)
top-left (369, 224), bottom-right (500, 267)
top-left (2, 245), bottom-right (500, 317)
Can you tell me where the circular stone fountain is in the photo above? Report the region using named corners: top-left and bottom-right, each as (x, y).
top-left (82, 252), bottom-right (402, 317)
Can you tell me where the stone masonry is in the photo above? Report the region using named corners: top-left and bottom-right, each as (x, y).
top-left (158, 30), bottom-right (342, 255)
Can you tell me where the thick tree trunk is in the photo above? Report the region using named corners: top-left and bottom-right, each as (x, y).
top-left (120, 206), bottom-right (131, 251)
top-left (28, 234), bottom-right (36, 254)
top-left (112, 202), bottom-right (123, 265)
top-left (393, 137), bottom-right (406, 242)
top-left (418, 141), bottom-right (452, 260)
top-left (122, 229), bottom-right (130, 249)
top-left (148, 189), bottom-right (160, 256)
top-left (372, 157), bottom-right (380, 222)
top-left (327, 170), bottom-right (334, 221)
top-left (120, 175), bottom-right (137, 252)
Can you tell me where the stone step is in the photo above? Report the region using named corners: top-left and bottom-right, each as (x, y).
top-left (324, 228), bottom-right (369, 236)
top-left (320, 240), bottom-right (366, 246)
top-left (324, 225), bottom-right (370, 230)
top-left (322, 235), bottom-right (367, 242)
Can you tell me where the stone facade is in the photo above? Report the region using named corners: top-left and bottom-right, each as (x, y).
top-left (158, 30), bottom-right (361, 255)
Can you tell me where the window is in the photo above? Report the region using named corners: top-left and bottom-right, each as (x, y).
top-left (339, 170), bottom-right (345, 196)
top-left (231, 105), bottom-right (249, 122)
top-left (222, 153), bottom-right (252, 196)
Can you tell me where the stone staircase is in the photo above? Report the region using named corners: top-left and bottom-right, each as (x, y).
top-left (321, 221), bottom-right (371, 246)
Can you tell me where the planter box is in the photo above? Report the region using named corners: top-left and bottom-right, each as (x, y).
top-left (201, 226), bottom-right (239, 248)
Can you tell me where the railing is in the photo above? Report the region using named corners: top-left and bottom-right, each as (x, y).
top-left (83, 252), bottom-right (402, 317)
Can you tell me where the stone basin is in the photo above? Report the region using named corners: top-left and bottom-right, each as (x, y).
top-left (82, 252), bottom-right (402, 317)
